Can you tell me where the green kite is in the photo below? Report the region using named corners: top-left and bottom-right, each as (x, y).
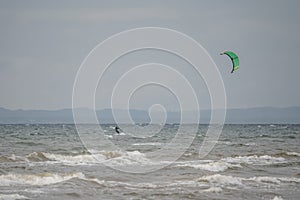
top-left (220, 51), bottom-right (239, 73)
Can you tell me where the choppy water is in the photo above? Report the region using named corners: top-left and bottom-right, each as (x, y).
top-left (0, 124), bottom-right (299, 200)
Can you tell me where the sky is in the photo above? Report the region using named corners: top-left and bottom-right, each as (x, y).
top-left (0, 0), bottom-right (299, 110)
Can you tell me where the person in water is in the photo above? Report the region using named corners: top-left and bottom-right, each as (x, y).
top-left (115, 126), bottom-right (120, 134)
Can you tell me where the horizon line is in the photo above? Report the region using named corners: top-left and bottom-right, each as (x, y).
top-left (1, 106), bottom-right (300, 112)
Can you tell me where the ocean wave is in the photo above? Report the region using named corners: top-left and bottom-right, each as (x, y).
top-left (246, 176), bottom-right (300, 187)
top-left (104, 134), bottom-right (113, 139)
top-left (40, 150), bottom-right (150, 166)
top-left (222, 155), bottom-right (286, 165)
top-left (0, 150), bottom-right (154, 167)
top-left (114, 132), bottom-right (126, 136)
top-left (173, 154), bottom-right (286, 172)
top-left (132, 142), bottom-right (162, 146)
top-left (217, 141), bottom-right (232, 145)
top-left (249, 176), bottom-right (300, 184)
top-left (0, 172), bottom-right (84, 186)
top-left (286, 152), bottom-right (300, 157)
top-left (104, 150), bottom-right (151, 166)
top-left (244, 142), bottom-right (256, 146)
top-left (42, 152), bottom-right (104, 164)
top-left (248, 176), bottom-right (281, 184)
top-left (272, 196), bottom-right (284, 200)
top-left (26, 152), bottom-right (50, 162)
top-left (197, 174), bottom-right (300, 188)
top-left (202, 187), bottom-right (223, 193)
top-left (0, 154), bottom-right (24, 163)
top-left (0, 194), bottom-right (29, 200)
top-left (0, 151), bottom-right (294, 170)
top-left (273, 152), bottom-right (300, 158)
top-left (175, 161), bottom-right (241, 172)
top-left (198, 174), bottom-right (243, 186)
top-left (228, 142), bottom-right (257, 147)
top-left (82, 177), bottom-right (159, 189)
top-left (80, 176), bottom-right (206, 190)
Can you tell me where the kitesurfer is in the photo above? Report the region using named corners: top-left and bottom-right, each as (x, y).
top-left (115, 126), bottom-right (120, 134)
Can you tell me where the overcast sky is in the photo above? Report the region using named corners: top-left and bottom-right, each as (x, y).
top-left (0, 0), bottom-right (299, 110)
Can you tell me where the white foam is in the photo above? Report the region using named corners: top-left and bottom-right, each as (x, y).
top-left (248, 176), bottom-right (281, 184)
top-left (3, 152), bottom-right (105, 164)
top-left (277, 126), bottom-right (288, 129)
top-left (83, 177), bottom-right (159, 189)
top-left (26, 152), bottom-right (49, 162)
top-left (286, 152), bottom-right (300, 156)
top-left (0, 154), bottom-right (25, 162)
top-left (197, 174), bottom-right (300, 189)
top-left (132, 142), bottom-right (162, 146)
top-left (39, 150), bottom-right (152, 166)
top-left (276, 177), bottom-right (300, 183)
top-left (41, 150), bottom-right (128, 165)
top-left (82, 176), bottom-right (205, 190)
top-left (245, 176), bottom-right (300, 185)
top-left (272, 196), bottom-right (284, 200)
top-left (176, 161), bottom-right (241, 172)
top-left (6, 154), bottom-right (17, 161)
top-left (183, 152), bottom-right (194, 157)
top-left (222, 155), bottom-right (285, 165)
top-left (42, 152), bottom-right (104, 164)
top-left (244, 142), bottom-right (256, 146)
top-left (198, 174), bottom-right (243, 186)
top-left (113, 132), bottom-right (126, 136)
top-left (0, 194), bottom-right (29, 200)
top-left (203, 187), bottom-right (223, 193)
top-left (83, 174), bottom-right (300, 192)
top-left (218, 141), bottom-right (232, 145)
top-left (0, 172), bottom-right (84, 186)
top-left (166, 180), bottom-right (200, 187)
top-left (175, 154), bottom-right (283, 172)
top-left (106, 151), bottom-right (151, 166)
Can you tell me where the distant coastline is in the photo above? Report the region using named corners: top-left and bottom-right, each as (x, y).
top-left (0, 107), bottom-right (300, 124)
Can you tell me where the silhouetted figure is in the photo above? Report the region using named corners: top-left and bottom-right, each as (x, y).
top-left (115, 126), bottom-right (120, 134)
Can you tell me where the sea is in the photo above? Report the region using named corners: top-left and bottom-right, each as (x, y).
top-left (0, 124), bottom-right (299, 200)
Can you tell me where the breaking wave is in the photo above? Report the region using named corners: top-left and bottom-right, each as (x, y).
top-left (0, 194), bottom-right (29, 200)
top-left (197, 174), bottom-right (300, 187)
top-left (0, 152), bottom-right (295, 172)
top-left (221, 155), bottom-right (286, 165)
top-left (175, 160), bottom-right (241, 172)
top-left (173, 154), bottom-right (288, 172)
top-left (132, 142), bottom-right (162, 146)
top-left (0, 150), bottom-right (152, 166)
top-left (285, 152), bottom-right (300, 157)
top-left (0, 172), bottom-right (84, 186)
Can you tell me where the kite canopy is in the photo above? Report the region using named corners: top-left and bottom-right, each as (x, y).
top-left (220, 51), bottom-right (239, 73)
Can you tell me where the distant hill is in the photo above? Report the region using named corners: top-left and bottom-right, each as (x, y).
top-left (0, 107), bottom-right (299, 124)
